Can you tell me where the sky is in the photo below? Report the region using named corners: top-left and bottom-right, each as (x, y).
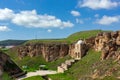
top-left (0, 0), bottom-right (120, 40)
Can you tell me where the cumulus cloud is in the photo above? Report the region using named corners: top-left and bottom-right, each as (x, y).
top-left (71, 10), bottom-right (80, 16)
top-left (0, 26), bottom-right (11, 31)
top-left (78, 0), bottom-right (119, 10)
top-left (47, 29), bottom-right (52, 33)
top-left (96, 15), bottom-right (120, 25)
top-left (0, 8), bottom-right (14, 20)
top-left (0, 8), bottom-right (74, 28)
top-left (76, 18), bottom-right (84, 24)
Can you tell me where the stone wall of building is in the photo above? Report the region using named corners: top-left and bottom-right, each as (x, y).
top-left (69, 40), bottom-right (88, 59)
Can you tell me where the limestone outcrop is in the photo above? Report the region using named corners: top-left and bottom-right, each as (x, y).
top-left (17, 40), bottom-right (88, 62)
top-left (17, 31), bottom-right (120, 62)
top-left (94, 31), bottom-right (120, 60)
top-left (17, 43), bottom-right (69, 62)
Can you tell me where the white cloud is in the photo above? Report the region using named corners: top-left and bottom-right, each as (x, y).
top-left (96, 15), bottom-right (120, 25)
top-left (71, 10), bottom-right (80, 16)
top-left (78, 0), bottom-right (119, 10)
top-left (76, 18), bottom-right (84, 24)
top-left (47, 29), bottom-right (52, 33)
top-left (0, 26), bottom-right (11, 31)
top-left (0, 8), bottom-right (14, 20)
top-left (0, 8), bottom-right (74, 29)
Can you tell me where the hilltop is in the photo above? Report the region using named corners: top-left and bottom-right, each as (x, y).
top-left (0, 40), bottom-right (27, 46)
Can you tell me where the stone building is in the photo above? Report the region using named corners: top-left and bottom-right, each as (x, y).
top-left (69, 40), bottom-right (87, 59)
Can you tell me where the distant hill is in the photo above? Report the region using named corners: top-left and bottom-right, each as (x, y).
top-left (0, 40), bottom-right (27, 46)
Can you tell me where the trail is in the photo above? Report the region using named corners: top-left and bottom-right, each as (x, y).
top-left (16, 70), bottom-right (57, 80)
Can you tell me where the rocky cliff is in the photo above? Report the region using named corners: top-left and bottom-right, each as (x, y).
top-left (17, 43), bottom-right (69, 62)
top-left (17, 31), bottom-right (120, 62)
top-left (92, 31), bottom-right (120, 60)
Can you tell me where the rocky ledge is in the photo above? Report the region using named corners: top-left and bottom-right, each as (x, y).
top-left (17, 43), bottom-right (69, 62)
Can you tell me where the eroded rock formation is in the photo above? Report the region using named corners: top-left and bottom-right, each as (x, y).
top-left (94, 31), bottom-right (120, 60)
top-left (17, 31), bottom-right (120, 62)
top-left (17, 40), bottom-right (89, 62)
top-left (17, 43), bottom-right (69, 62)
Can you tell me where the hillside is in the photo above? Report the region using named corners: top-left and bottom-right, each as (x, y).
top-left (0, 40), bottom-right (27, 46)
top-left (4, 30), bottom-right (118, 80)
top-left (25, 30), bottom-right (103, 44)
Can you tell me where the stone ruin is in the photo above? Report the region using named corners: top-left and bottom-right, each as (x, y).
top-left (58, 39), bottom-right (88, 73)
top-left (57, 59), bottom-right (76, 73)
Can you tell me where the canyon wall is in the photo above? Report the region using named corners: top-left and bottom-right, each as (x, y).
top-left (17, 43), bottom-right (69, 62)
top-left (94, 31), bottom-right (120, 60)
top-left (17, 31), bottom-right (120, 62)
top-left (17, 40), bottom-right (88, 62)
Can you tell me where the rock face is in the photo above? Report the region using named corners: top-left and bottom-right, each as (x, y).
top-left (17, 43), bottom-right (69, 62)
top-left (17, 31), bottom-right (120, 62)
top-left (94, 31), bottom-right (120, 60)
top-left (69, 40), bottom-right (88, 59)
top-left (0, 51), bottom-right (25, 78)
top-left (17, 40), bottom-right (89, 62)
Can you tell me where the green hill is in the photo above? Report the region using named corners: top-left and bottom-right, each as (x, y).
top-left (4, 30), bottom-right (114, 80)
top-left (0, 40), bottom-right (27, 46)
top-left (25, 30), bottom-right (103, 44)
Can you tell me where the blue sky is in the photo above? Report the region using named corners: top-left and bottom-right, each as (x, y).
top-left (0, 0), bottom-right (120, 40)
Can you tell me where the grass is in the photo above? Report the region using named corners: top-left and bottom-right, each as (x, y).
top-left (25, 30), bottom-right (104, 44)
top-left (1, 72), bottom-right (14, 80)
top-left (6, 47), bottom-right (71, 72)
top-left (66, 49), bottom-right (101, 79)
top-left (49, 49), bottom-right (120, 80)
top-left (48, 49), bottom-right (101, 80)
top-left (23, 76), bottom-right (44, 80)
top-left (48, 73), bottom-right (74, 80)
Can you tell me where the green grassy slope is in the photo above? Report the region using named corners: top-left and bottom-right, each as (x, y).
top-left (48, 49), bottom-right (119, 80)
top-left (48, 49), bottom-right (101, 80)
top-left (25, 30), bottom-right (103, 44)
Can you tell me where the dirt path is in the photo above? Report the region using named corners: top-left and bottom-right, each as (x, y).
top-left (16, 70), bottom-right (57, 80)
